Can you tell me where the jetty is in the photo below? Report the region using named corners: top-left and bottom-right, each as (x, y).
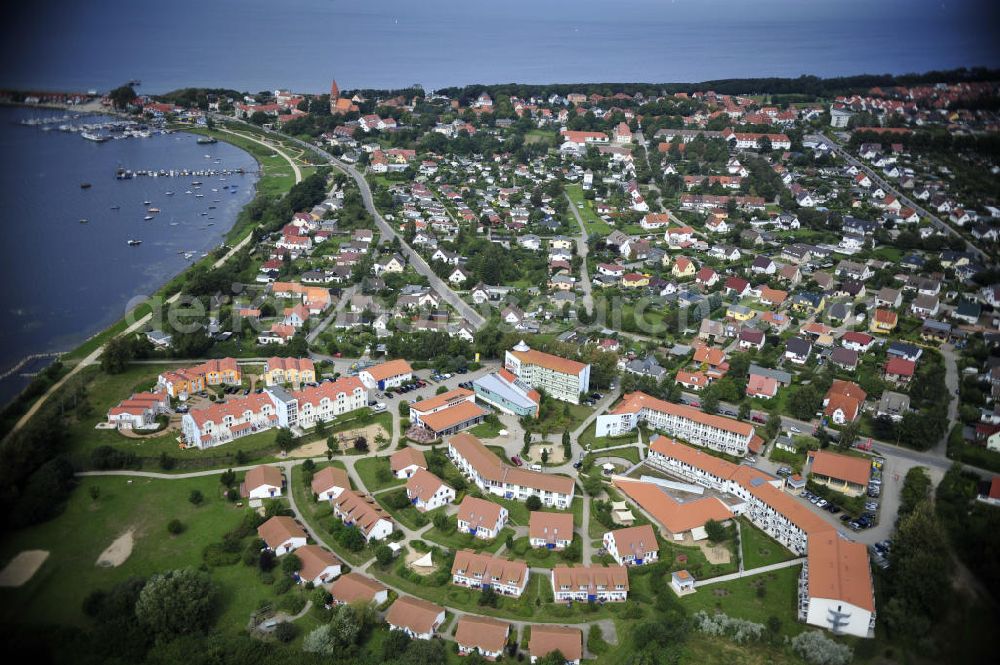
top-left (0, 352), bottom-right (63, 382)
top-left (116, 167), bottom-right (254, 180)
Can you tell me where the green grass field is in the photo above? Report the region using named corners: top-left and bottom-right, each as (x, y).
top-left (565, 184), bottom-right (612, 236)
top-left (355, 456), bottom-right (404, 492)
top-left (678, 565), bottom-right (804, 636)
top-left (738, 518), bottom-right (799, 569)
top-left (0, 474), bottom-right (286, 632)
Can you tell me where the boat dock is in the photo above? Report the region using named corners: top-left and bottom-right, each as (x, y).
top-left (115, 167), bottom-right (256, 179)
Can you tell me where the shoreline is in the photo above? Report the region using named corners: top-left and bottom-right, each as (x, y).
top-left (0, 113), bottom-right (265, 411)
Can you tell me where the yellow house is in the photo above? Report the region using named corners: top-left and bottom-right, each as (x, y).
top-left (790, 293), bottom-right (825, 314)
top-left (622, 273), bottom-right (650, 289)
top-left (671, 256), bottom-right (696, 278)
top-left (549, 237), bottom-right (574, 250)
top-left (157, 358), bottom-right (240, 398)
top-left (726, 304), bottom-right (755, 321)
top-left (869, 308), bottom-right (898, 334)
top-left (197, 358), bottom-right (241, 386)
top-left (264, 357), bottom-right (317, 386)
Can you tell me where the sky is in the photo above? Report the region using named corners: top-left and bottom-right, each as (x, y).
top-left (1, 0), bottom-right (997, 92)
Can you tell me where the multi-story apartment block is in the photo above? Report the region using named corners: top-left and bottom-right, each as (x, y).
top-left (448, 433), bottom-right (575, 508)
top-left (266, 376), bottom-right (367, 430)
top-left (181, 393), bottom-right (279, 449)
top-left (504, 341), bottom-right (590, 404)
top-left (641, 435), bottom-right (875, 637)
top-left (596, 391), bottom-right (762, 457)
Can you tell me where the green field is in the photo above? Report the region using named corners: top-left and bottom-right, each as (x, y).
top-left (565, 184), bottom-right (612, 235)
top-left (355, 456), bottom-right (405, 492)
top-left (0, 474), bottom-right (292, 632)
top-left (678, 565), bottom-right (804, 635)
top-left (738, 518), bottom-right (799, 569)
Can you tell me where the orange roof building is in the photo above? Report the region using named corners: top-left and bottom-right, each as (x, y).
top-left (550, 564), bottom-right (629, 602)
top-left (613, 480), bottom-right (733, 538)
top-left (530, 625), bottom-right (583, 664)
top-left (504, 341), bottom-right (590, 404)
top-left (448, 433), bottom-right (575, 508)
top-left (528, 511), bottom-right (575, 549)
top-left (359, 359), bottom-right (413, 390)
top-left (595, 391), bottom-right (758, 457)
top-left (809, 450), bottom-right (871, 496)
top-left (454, 615), bottom-right (511, 659)
top-left (328, 572), bottom-right (388, 606)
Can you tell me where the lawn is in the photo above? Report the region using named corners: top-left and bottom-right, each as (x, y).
top-left (565, 184), bottom-right (612, 236)
top-left (289, 466), bottom-right (373, 567)
top-left (507, 537), bottom-right (581, 568)
top-left (355, 456), bottom-right (405, 492)
top-left (378, 488), bottom-right (436, 530)
top-left (738, 518), bottom-right (798, 569)
top-left (423, 515), bottom-right (513, 554)
top-left (468, 420), bottom-right (504, 439)
top-left (592, 446), bottom-right (641, 465)
top-left (678, 565), bottom-right (804, 636)
top-left (0, 474), bottom-right (288, 633)
top-left (578, 422), bottom-right (642, 451)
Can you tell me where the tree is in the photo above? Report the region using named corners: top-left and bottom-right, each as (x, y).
top-left (108, 84), bottom-right (137, 110)
top-left (526, 495), bottom-right (542, 511)
top-left (135, 568), bottom-right (218, 640)
top-left (791, 631), bottom-right (853, 665)
top-left (478, 585), bottom-right (499, 607)
top-left (89, 485), bottom-right (100, 501)
top-left (276, 428), bottom-right (296, 453)
top-left (220, 469), bottom-right (236, 488)
top-left (837, 420), bottom-right (860, 450)
top-left (738, 401), bottom-right (751, 421)
top-left (188, 489), bottom-right (204, 506)
top-left (704, 519), bottom-right (728, 543)
top-left (701, 390), bottom-right (719, 415)
top-left (788, 385), bottom-right (821, 420)
top-left (375, 544), bottom-right (394, 566)
top-left (101, 335), bottom-right (135, 374)
top-left (280, 553), bottom-right (301, 575)
top-left (274, 621), bottom-right (298, 643)
top-left (167, 519), bottom-right (184, 535)
top-left (541, 448), bottom-right (550, 464)
top-left (354, 436), bottom-right (369, 453)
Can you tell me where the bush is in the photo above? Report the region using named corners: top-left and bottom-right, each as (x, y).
top-left (274, 621), bottom-right (298, 643)
top-left (588, 624), bottom-right (609, 654)
top-left (525, 495), bottom-right (542, 511)
top-left (167, 519), bottom-right (185, 535)
top-left (791, 631), bottom-right (853, 665)
top-left (90, 445), bottom-right (137, 470)
top-left (189, 489), bottom-right (204, 506)
top-left (692, 611), bottom-right (764, 644)
top-left (375, 544), bottom-right (394, 566)
top-left (273, 576), bottom-right (294, 595)
top-left (202, 543), bottom-right (241, 567)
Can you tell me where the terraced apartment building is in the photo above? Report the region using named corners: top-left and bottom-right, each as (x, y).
top-left (596, 391), bottom-right (762, 457)
top-left (503, 341), bottom-right (590, 404)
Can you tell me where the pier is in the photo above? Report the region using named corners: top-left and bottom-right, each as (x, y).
top-left (115, 167), bottom-right (256, 179)
top-left (0, 352), bottom-right (63, 382)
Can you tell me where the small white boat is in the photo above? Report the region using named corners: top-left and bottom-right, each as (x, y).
top-left (110, 205), bottom-right (120, 210)
top-left (144, 215), bottom-right (154, 220)
top-left (147, 207), bottom-right (160, 213)
top-left (165, 191), bottom-right (174, 196)
top-left (143, 200), bottom-right (151, 205)
top-left (185, 190), bottom-right (192, 194)
top-left (195, 194), bottom-right (204, 198)
top-left (127, 239), bottom-right (142, 246)
top-left (169, 222), bottom-right (179, 226)
top-left (79, 219), bottom-right (88, 224)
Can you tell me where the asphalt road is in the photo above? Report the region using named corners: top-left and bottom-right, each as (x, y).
top-left (215, 115), bottom-right (487, 331)
top-left (805, 133), bottom-right (991, 266)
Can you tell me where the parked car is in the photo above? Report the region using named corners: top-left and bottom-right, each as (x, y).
top-left (816, 499), bottom-right (828, 508)
top-left (573, 461), bottom-right (582, 469)
top-left (511, 456), bottom-right (522, 467)
top-left (751, 415), bottom-right (765, 423)
top-left (789, 425), bottom-right (801, 433)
